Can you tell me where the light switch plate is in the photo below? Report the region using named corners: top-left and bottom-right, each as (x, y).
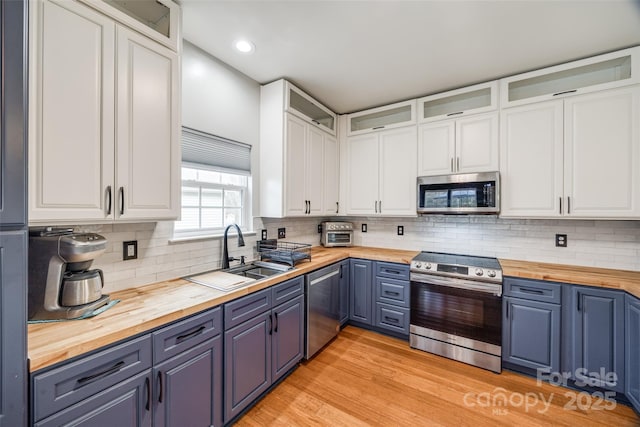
top-left (123, 240), bottom-right (138, 260)
top-left (362, 224), bottom-right (367, 233)
top-left (278, 228), bottom-right (286, 239)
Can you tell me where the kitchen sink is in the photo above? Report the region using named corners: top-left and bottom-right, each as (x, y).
top-left (225, 261), bottom-right (292, 279)
top-left (185, 261), bottom-right (293, 293)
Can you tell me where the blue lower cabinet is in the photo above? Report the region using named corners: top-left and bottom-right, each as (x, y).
top-left (374, 303), bottom-right (409, 335)
top-left (564, 286), bottom-right (625, 393)
top-left (349, 259), bottom-right (373, 325)
top-left (154, 336), bottom-right (223, 427)
top-left (224, 312), bottom-right (272, 422)
top-left (626, 294), bottom-right (640, 413)
top-left (272, 295), bottom-right (304, 383)
top-left (35, 371), bottom-right (152, 427)
top-left (223, 277), bottom-right (304, 423)
top-left (339, 260), bottom-right (350, 326)
top-left (503, 296), bottom-right (560, 372)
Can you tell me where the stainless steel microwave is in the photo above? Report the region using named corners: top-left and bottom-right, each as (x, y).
top-left (417, 172), bottom-right (500, 214)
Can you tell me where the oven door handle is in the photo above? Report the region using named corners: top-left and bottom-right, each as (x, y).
top-left (411, 273), bottom-right (502, 296)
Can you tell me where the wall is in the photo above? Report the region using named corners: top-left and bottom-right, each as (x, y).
top-left (181, 40), bottom-right (262, 213)
top-left (84, 216), bottom-right (640, 294)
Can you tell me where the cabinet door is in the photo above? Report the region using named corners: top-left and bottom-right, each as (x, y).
top-left (570, 287), bottom-right (625, 392)
top-left (455, 113), bottom-right (498, 173)
top-left (349, 259), bottom-right (373, 325)
top-left (339, 261), bottom-right (350, 325)
top-left (306, 125), bottom-right (325, 215)
top-left (29, 0), bottom-right (115, 222)
top-left (0, 231), bottom-right (27, 426)
top-left (500, 101), bottom-right (564, 217)
top-left (224, 312), bottom-right (271, 423)
top-left (345, 133), bottom-right (379, 215)
top-left (116, 26), bottom-right (179, 221)
top-left (284, 114), bottom-right (308, 216)
top-left (1, 0), bottom-right (26, 227)
top-left (503, 297), bottom-right (560, 372)
top-left (626, 294), bottom-right (640, 413)
top-left (272, 295), bottom-right (304, 383)
top-left (154, 337), bottom-right (223, 427)
top-left (564, 87), bottom-right (640, 217)
top-left (35, 371), bottom-right (152, 427)
top-left (322, 133), bottom-right (339, 216)
top-left (418, 121), bottom-right (455, 176)
top-left (379, 126), bottom-right (417, 216)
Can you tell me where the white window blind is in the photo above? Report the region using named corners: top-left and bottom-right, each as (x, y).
top-left (181, 127), bottom-right (251, 174)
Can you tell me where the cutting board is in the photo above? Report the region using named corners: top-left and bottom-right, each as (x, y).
top-left (186, 271), bottom-right (254, 291)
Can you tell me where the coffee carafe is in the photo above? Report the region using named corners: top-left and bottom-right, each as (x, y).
top-left (28, 227), bottom-right (110, 320)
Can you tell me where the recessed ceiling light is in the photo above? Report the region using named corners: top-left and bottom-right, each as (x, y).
top-left (235, 40), bottom-right (255, 54)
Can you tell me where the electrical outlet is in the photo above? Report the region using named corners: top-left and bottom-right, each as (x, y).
top-left (555, 234), bottom-right (567, 247)
top-left (123, 240), bottom-right (138, 260)
top-left (397, 225), bottom-right (404, 236)
top-left (278, 228), bottom-right (286, 239)
top-left (261, 229), bottom-right (268, 240)
top-left (361, 223), bottom-right (367, 233)
top-left (317, 224), bottom-right (322, 233)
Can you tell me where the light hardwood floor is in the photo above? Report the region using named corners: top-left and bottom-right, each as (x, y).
top-left (236, 326), bottom-right (639, 426)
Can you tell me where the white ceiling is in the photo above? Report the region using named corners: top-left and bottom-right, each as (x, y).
top-left (180, 0), bottom-right (640, 114)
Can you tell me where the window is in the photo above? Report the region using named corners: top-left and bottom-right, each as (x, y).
top-left (175, 128), bottom-right (251, 238)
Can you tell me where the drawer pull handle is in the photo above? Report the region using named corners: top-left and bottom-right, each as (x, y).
top-left (447, 111), bottom-right (464, 117)
top-left (145, 377), bottom-right (150, 411)
top-left (158, 371), bottom-right (164, 403)
top-left (519, 287), bottom-right (544, 295)
top-left (274, 312), bottom-right (278, 333)
top-left (384, 316), bottom-right (399, 323)
top-left (385, 291), bottom-right (400, 296)
top-left (77, 361), bottom-right (125, 385)
top-left (383, 269), bottom-right (401, 275)
top-left (176, 325), bottom-right (206, 343)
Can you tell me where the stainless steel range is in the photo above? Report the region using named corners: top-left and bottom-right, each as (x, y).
top-left (409, 251), bottom-right (503, 373)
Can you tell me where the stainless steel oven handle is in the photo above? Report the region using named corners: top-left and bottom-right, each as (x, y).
top-left (411, 273), bottom-right (502, 296)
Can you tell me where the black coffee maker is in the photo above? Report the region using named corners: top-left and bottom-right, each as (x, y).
top-left (28, 227), bottom-right (110, 320)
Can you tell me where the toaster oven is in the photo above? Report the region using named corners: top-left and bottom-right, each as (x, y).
top-left (320, 222), bottom-right (354, 247)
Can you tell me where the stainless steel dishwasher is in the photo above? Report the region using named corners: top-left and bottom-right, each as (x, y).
top-left (305, 263), bottom-right (341, 359)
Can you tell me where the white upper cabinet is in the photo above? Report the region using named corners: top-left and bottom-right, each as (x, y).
top-left (418, 112), bottom-right (498, 176)
top-left (347, 100), bottom-right (416, 136)
top-left (29, 0), bottom-right (181, 224)
top-left (500, 86), bottom-right (640, 219)
top-left (260, 80), bottom-right (339, 217)
top-left (115, 26), bottom-right (180, 221)
top-left (79, 0), bottom-right (180, 51)
top-left (345, 126), bottom-right (417, 216)
top-left (500, 46), bottom-right (640, 108)
top-left (418, 81), bottom-right (498, 123)
top-left (285, 81), bottom-right (336, 135)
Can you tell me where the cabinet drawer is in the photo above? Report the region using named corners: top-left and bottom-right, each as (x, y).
top-left (375, 277), bottom-right (409, 307)
top-left (32, 335), bottom-right (152, 422)
top-left (152, 306), bottom-right (222, 364)
top-left (375, 261), bottom-right (410, 280)
top-left (375, 303), bottom-right (410, 335)
top-left (224, 288), bottom-right (271, 330)
top-left (504, 277), bottom-right (562, 304)
top-left (272, 276), bottom-right (303, 306)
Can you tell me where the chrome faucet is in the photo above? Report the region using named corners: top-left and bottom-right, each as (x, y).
top-left (222, 224), bottom-right (245, 269)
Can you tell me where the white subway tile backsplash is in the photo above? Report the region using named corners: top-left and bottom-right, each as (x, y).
top-left (65, 215), bottom-right (640, 293)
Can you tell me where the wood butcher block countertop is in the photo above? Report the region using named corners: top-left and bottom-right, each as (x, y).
top-left (28, 246), bottom-right (640, 372)
top-left (27, 246), bottom-right (418, 372)
top-left (500, 259), bottom-right (640, 299)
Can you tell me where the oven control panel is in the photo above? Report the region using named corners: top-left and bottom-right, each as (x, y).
top-left (410, 260), bottom-right (503, 283)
